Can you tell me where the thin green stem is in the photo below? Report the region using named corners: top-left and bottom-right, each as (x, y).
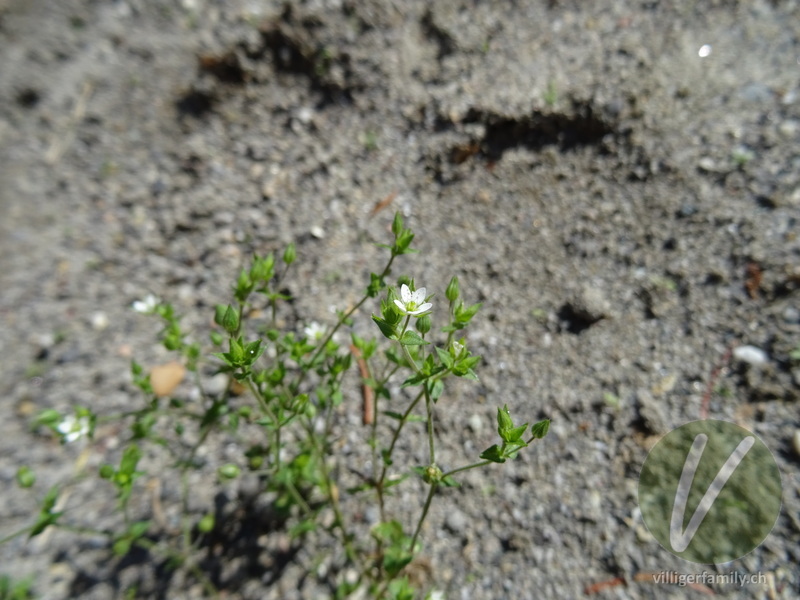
top-left (292, 253), bottom-right (397, 393)
top-left (425, 389), bottom-right (435, 465)
top-left (377, 390), bottom-right (425, 486)
top-left (57, 523), bottom-right (113, 537)
top-left (442, 460), bottom-right (492, 479)
top-left (296, 413), bottom-right (358, 565)
top-left (399, 342), bottom-right (421, 376)
top-left (409, 481), bottom-right (437, 552)
top-left (245, 379), bottom-right (282, 468)
top-left (0, 526), bottom-right (33, 545)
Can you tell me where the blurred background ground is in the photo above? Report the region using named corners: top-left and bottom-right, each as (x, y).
top-left (1, 0), bottom-right (799, 598)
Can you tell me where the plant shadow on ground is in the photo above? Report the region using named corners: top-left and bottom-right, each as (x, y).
top-left (65, 489), bottom-right (309, 599)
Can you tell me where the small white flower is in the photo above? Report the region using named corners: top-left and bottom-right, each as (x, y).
top-left (451, 340), bottom-right (464, 357)
top-left (57, 415), bottom-right (90, 443)
top-left (394, 284), bottom-right (432, 317)
top-left (132, 294), bottom-right (160, 314)
top-left (304, 321), bottom-right (326, 342)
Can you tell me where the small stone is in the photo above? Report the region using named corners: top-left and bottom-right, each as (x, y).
top-left (296, 106), bottom-right (314, 124)
top-left (651, 373), bottom-right (677, 396)
top-left (698, 157), bottom-right (717, 172)
top-left (778, 119), bottom-right (799, 138)
top-left (205, 373), bottom-right (229, 396)
top-left (733, 345), bottom-right (768, 367)
top-left (636, 389), bottom-right (667, 434)
top-left (793, 431), bottom-right (800, 457)
top-left (91, 311), bottom-right (109, 331)
top-left (33, 332), bottom-right (56, 349)
top-left (467, 413), bottom-right (483, 434)
top-left (150, 361), bottom-right (186, 397)
top-left (444, 508), bottom-right (467, 535)
top-left (635, 524), bottom-right (652, 544)
top-left (782, 306), bottom-right (799, 324)
top-left (310, 225), bottom-right (325, 239)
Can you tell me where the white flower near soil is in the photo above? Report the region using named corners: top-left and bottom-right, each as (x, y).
top-left (304, 321), bottom-right (326, 342)
top-left (57, 415), bottom-right (90, 443)
top-left (132, 294), bottom-right (160, 314)
top-left (394, 284), bottom-right (432, 317)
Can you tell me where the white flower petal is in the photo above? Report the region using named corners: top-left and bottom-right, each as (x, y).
top-left (400, 284), bottom-right (412, 303)
top-left (394, 299), bottom-right (407, 313)
top-left (57, 415), bottom-right (90, 443)
top-left (411, 287), bottom-right (427, 304)
top-left (416, 302), bottom-right (432, 314)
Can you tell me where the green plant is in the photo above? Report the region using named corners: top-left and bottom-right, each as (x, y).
top-left (0, 575), bottom-right (34, 600)
top-left (543, 79), bottom-right (558, 107)
top-left (6, 214), bottom-right (549, 598)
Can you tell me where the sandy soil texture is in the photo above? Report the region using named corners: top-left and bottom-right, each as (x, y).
top-left (1, 0), bottom-right (799, 598)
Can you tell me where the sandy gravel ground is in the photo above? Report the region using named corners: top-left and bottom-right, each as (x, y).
top-left (1, 1), bottom-right (799, 598)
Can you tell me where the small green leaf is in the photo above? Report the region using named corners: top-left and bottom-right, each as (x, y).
top-left (129, 520), bottom-right (150, 539)
top-left (112, 538), bottom-right (131, 556)
top-left (367, 272), bottom-right (386, 298)
top-left (383, 473), bottom-right (410, 489)
top-left (401, 373), bottom-right (426, 387)
top-left (399, 330), bottom-right (429, 346)
top-left (435, 347), bottom-right (454, 369)
top-left (29, 486), bottom-right (62, 538)
top-left (391, 212), bottom-right (404, 237)
top-left (289, 518), bottom-right (316, 538)
top-left (372, 315), bottom-right (397, 340)
top-left (34, 409), bottom-right (61, 428)
top-left (530, 419), bottom-right (550, 439)
top-left (496, 405), bottom-right (514, 434)
top-left (480, 444), bottom-right (505, 464)
top-left (427, 379), bottom-right (444, 401)
top-left (119, 445), bottom-right (141, 476)
top-left (16, 466), bottom-right (36, 489)
top-left (441, 475), bottom-right (460, 487)
top-left (501, 423), bottom-right (529, 444)
top-left (458, 368), bottom-right (479, 381)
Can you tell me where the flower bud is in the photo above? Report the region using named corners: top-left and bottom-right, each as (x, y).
top-left (221, 305), bottom-right (239, 335)
top-left (416, 315), bottom-right (431, 334)
top-left (392, 212), bottom-right (404, 237)
top-left (445, 276), bottom-right (460, 302)
top-left (423, 464), bottom-right (443, 484)
top-left (218, 464), bottom-right (241, 480)
top-left (198, 514), bottom-right (215, 533)
top-left (16, 466), bottom-right (35, 488)
top-left (283, 243), bottom-right (296, 265)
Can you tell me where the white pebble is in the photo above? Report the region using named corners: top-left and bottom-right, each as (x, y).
top-left (310, 225), bottom-right (325, 239)
top-left (733, 345), bottom-right (768, 366)
top-left (467, 413), bottom-right (483, 434)
top-left (793, 431), bottom-right (800, 457)
top-left (91, 311), bottom-right (109, 330)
